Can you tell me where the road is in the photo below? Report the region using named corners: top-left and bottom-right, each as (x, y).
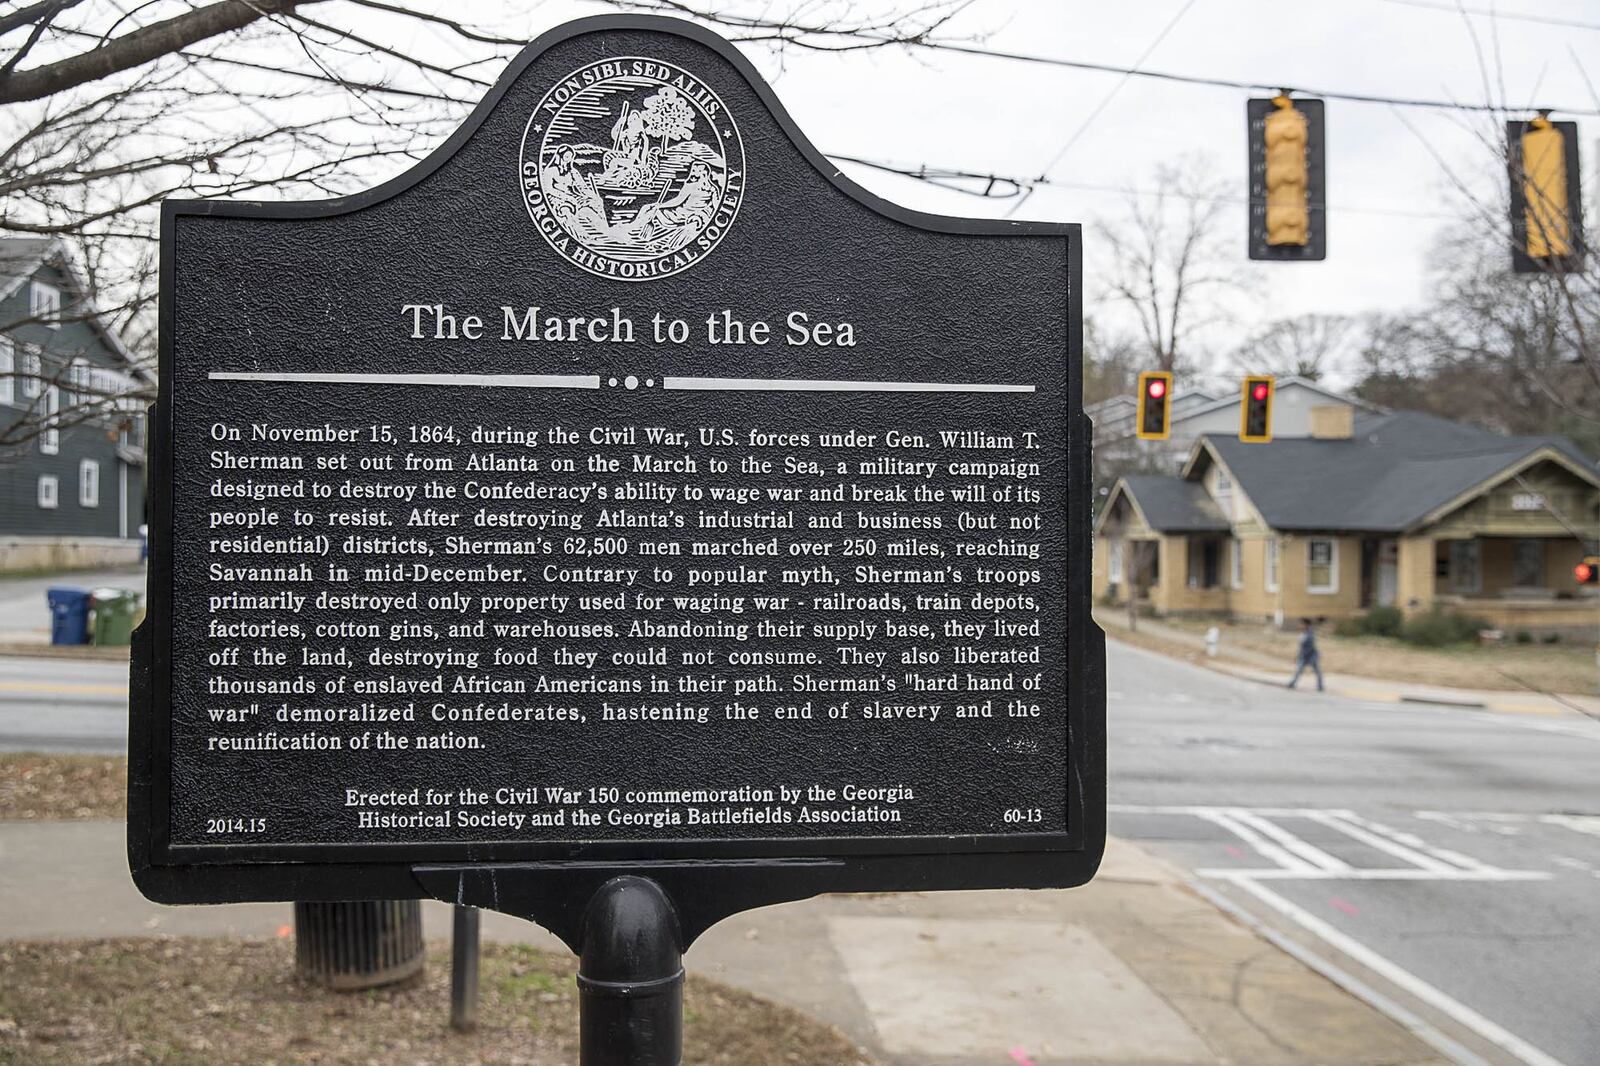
top-left (0, 656), bottom-right (127, 753)
top-left (3, 639), bottom-right (1597, 1062)
top-left (1107, 638), bottom-right (1600, 1066)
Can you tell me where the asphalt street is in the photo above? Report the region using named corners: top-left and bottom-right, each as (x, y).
top-left (0, 656), bottom-right (127, 753)
top-left (1107, 638), bottom-right (1600, 1066)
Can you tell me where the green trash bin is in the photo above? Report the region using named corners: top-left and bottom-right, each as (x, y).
top-left (90, 588), bottom-right (141, 646)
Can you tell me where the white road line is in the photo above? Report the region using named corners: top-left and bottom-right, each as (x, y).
top-left (1197, 868), bottom-right (1552, 882)
top-left (1195, 809), bottom-right (1318, 874)
top-left (1305, 811), bottom-right (1461, 874)
top-left (1543, 814), bottom-right (1600, 838)
top-left (1225, 809), bottom-right (1353, 872)
top-left (1341, 811), bottom-right (1500, 873)
top-left (1188, 881), bottom-right (1495, 1066)
top-left (1229, 877), bottom-right (1570, 1066)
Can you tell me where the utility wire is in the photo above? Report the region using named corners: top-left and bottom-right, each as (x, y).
top-left (1378, 0), bottom-right (1600, 34)
top-left (829, 153), bottom-right (1460, 219)
top-left (1035, 0), bottom-right (1201, 181)
top-left (872, 36), bottom-right (1600, 116)
top-left (1005, 0), bottom-right (1201, 219)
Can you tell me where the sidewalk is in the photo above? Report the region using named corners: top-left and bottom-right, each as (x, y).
top-left (0, 819), bottom-right (1442, 1065)
top-left (1097, 609), bottom-right (1600, 720)
top-left (0, 564), bottom-right (144, 655)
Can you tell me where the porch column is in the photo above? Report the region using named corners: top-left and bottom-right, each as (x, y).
top-left (1396, 535), bottom-right (1434, 615)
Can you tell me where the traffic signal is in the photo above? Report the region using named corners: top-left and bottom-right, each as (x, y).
top-left (1577, 557), bottom-right (1599, 585)
top-left (1136, 371), bottom-right (1173, 441)
top-left (1239, 376), bottom-right (1275, 443)
top-left (1248, 96), bottom-right (1326, 261)
top-left (1508, 113), bottom-right (1584, 274)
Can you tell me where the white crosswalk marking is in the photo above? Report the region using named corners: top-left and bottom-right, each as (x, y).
top-left (1108, 804), bottom-right (1549, 882)
top-left (1110, 804), bottom-right (1573, 1065)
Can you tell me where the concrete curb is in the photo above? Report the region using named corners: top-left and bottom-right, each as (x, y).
top-left (0, 642), bottom-right (129, 662)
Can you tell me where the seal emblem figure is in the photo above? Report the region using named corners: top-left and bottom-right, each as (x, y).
top-left (521, 58), bottom-right (745, 280)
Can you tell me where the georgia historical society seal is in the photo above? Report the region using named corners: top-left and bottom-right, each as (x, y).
top-left (521, 58), bottom-right (745, 281)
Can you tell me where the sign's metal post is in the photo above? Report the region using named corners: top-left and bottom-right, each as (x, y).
top-left (577, 877), bottom-right (683, 1066)
top-left (450, 905), bottom-right (481, 1032)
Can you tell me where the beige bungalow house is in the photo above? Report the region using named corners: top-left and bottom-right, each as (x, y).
top-left (1094, 406), bottom-right (1600, 635)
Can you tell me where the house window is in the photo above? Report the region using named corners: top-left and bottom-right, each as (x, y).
top-left (1307, 538), bottom-right (1338, 593)
top-left (40, 385), bottom-right (59, 454)
top-left (1511, 539), bottom-right (1544, 588)
top-left (1108, 538), bottom-right (1124, 583)
top-left (29, 281), bottom-right (61, 328)
top-left (1449, 540), bottom-right (1481, 594)
top-left (1230, 539), bottom-right (1243, 589)
top-left (67, 358), bottom-right (89, 405)
top-left (0, 338), bottom-right (12, 405)
top-left (37, 475), bottom-right (58, 509)
top-left (1265, 538), bottom-right (1280, 592)
top-left (21, 349), bottom-right (41, 398)
top-left (79, 459), bottom-right (99, 508)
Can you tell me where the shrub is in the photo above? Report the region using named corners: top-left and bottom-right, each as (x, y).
top-left (1514, 630), bottom-right (1533, 644)
top-left (1399, 607), bottom-right (1489, 647)
top-left (1333, 605), bottom-right (1404, 639)
top-left (1361, 605), bottom-right (1404, 637)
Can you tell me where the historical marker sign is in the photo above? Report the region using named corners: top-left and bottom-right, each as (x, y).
top-left (131, 15), bottom-right (1103, 935)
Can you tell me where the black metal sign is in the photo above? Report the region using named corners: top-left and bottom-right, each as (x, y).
top-left (130, 14), bottom-right (1103, 945)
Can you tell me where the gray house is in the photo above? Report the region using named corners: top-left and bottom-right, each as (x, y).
top-left (0, 238), bottom-right (151, 571)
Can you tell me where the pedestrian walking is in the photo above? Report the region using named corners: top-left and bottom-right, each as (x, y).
top-left (1287, 617), bottom-right (1324, 691)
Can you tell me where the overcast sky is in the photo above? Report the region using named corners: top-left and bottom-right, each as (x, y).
top-left (497, 0), bottom-right (1597, 378)
top-left (230, 0), bottom-right (1600, 381)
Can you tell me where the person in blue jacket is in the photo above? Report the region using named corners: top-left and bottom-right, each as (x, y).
top-left (1287, 617), bottom-right (1324, 692)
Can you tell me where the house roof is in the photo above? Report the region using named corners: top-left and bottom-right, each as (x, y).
top-left (0, 237), bottom-right (153, 385)
top-left (1194, 410), bottom-right (1599, 533)
top-left (0, 239), bottom-right (57, 297)
top-left (1117, 474), bottom-right (1231, 532)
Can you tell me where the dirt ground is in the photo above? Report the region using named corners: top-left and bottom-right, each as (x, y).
top-left (1152, 614), bottom-right (1599, 694)
top-left (0, 753), bottom-right (125, 820)
top-left (0, 938), bottom-right (876, 1065)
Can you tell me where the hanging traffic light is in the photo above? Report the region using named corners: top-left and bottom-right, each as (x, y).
top-left (1577, 557), bottom-right (1599, 585)
top-left (1239, 375), bottom-right (1275, 443)
top-left (1136, 371), bottom-right (1173, 441)
top-left (1509, 113), bottom-right (1584, 274)
top-left (1248, 96), bottom-right (1326, 261)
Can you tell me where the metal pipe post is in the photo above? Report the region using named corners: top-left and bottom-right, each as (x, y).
top-left (450, 904), bottom-right (481, 1032)
top-left (577, 876), bottom-right (684, 1066)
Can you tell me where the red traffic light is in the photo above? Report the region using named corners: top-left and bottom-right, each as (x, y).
top-left (1578, 562), bottom-right (1596, 584)
top-left (1251, 382), bottom-right (1270, 402)
top-left (1147, 378), bottom-right (1167, 400)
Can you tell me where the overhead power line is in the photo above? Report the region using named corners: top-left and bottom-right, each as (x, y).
top-left (878, 36), bottom-right (1600, 117)
top-left (1378, 0), bottom-right (1600, 34)
top-left (828, 153), bottom-right (1460, 220)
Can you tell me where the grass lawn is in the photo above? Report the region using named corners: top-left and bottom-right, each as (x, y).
top-left (1155, 615), bottom-right (1599, 694)
top-left (0, 938), bottom-right (876, 1065)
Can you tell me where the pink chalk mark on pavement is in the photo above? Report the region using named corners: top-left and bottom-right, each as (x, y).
top-left (1224, 844), bottom-right (1245, 859)
top-left (1009, 1048), bottom-right (1037, 1066)
top-left (1328, 896), bottom-right (1360, 917)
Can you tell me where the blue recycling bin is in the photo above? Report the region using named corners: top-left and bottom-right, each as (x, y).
top-left (47, 587), bottom-right (92, 645)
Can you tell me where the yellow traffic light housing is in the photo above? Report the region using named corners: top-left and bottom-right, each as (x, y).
top-left (1510, 114), bottom-right (1584, 273)
top-left (1136, 371), bottom-right (1173, 441)
top-left (1239, 376), bottom-right (1275, 443)
top-left (1248, 96), bottom-right (1326, 261)
top-left (1264, 98), bottom-right (1309, 247)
